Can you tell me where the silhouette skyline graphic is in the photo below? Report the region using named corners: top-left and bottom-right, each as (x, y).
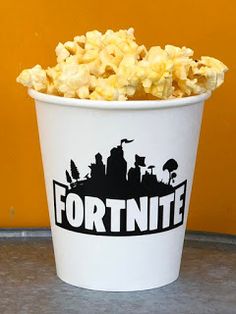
top-left (53, 138), bottom-right (186, 236)
top-left (65, 139), bottom-right (178, 199)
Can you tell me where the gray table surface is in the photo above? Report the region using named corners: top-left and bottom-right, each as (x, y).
top-left (0, 237), bottom-right (236, 314)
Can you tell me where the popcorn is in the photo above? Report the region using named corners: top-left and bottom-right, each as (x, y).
top-left (55, 43), bottom-right (70, 63)
top-left (192, 56), bottom-right (228, 90)
top-left (138, 47), bottom-right (174, 99)
top-left (16, 64), bottom-right (48, 92)
top-left (90, 75), bottom-right (127, 101)
top-left (17, 28), bottom-right (228, 100)
top-left (53, 63), bottom-right (91, 98)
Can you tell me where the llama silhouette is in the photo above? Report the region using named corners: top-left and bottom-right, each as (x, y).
top-left (66, 139), bottom-right (177, 199)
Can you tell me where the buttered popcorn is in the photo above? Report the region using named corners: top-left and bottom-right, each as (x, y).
top-left (17, 28), bottom-right (228, 100)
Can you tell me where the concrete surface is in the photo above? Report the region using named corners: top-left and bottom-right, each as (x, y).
top-left (0, 237), bottom-right (235, 314)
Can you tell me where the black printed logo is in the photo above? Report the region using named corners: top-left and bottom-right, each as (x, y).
top-left (53, 139), bottom-right (187, 236)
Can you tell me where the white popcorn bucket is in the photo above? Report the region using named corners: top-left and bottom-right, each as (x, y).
top-left (29, 89), bottom-right (210, 291)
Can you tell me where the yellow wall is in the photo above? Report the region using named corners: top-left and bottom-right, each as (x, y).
top-left (0, 0), bottom-right (235, 234)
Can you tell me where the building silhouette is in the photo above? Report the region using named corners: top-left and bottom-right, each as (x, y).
top-left (107, 145), bottom-right (127, 184)
top-left (89, 153), bottom-right (105, 182)
top-left (66, 139), bottom-right (177, 199)
top-left (128, 154), bottom-right (146, 185)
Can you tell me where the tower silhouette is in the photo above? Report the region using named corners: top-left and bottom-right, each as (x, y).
top-left (106, 145), bottom-right (127, 186)
top-left (89, 153), bottom-right (105, 182)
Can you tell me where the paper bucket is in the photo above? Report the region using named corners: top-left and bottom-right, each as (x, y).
top-left (29, 89), bottom-right (211, 291)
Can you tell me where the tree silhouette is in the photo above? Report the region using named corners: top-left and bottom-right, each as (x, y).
top-left (66, 170), bottom-right (72, 184)
top-left (162, 159), bottom-right (178, 185)
top-left (70, 160), bottom-right (80, 181)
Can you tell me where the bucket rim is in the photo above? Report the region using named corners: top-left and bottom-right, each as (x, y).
top-left (28, 89), bottom-right (211, 110)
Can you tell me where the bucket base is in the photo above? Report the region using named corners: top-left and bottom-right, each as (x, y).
top-left (56, 271), bottom-right (180, 292)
